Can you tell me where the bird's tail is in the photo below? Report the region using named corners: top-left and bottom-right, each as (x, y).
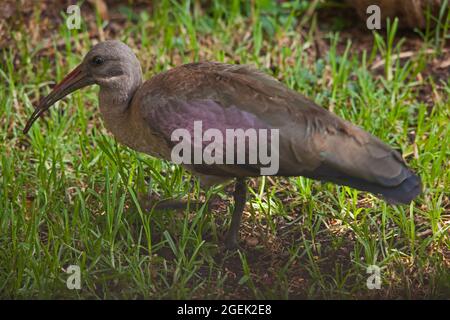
top-left (308, 122), bottom-right (422, 204)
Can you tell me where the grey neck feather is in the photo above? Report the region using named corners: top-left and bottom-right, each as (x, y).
top-left (98, 58), bottom-right (143, 143)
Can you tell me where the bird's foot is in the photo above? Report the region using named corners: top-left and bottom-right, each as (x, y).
top-left (138, 193), bottom-right (203, 212)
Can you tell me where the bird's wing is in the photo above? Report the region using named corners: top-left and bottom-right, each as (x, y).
top-left (139, 62), bottom-right (420, 203)
top-left (143, 97), bottom-right (272, 177)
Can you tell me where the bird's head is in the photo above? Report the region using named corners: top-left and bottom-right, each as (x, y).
top-left (23, 40), bottom-right (142, 134)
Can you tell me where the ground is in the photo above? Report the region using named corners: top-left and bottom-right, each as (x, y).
top-left (0, 1), bottom-right (449, 299)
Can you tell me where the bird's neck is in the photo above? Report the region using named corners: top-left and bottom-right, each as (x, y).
top-left (98, 78), bottom-right (142, 147)
top-left (99, 86), bottom-right (137, 114)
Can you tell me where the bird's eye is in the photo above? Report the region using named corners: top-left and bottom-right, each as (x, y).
top-left (92, 56), bottom-right (104, 66)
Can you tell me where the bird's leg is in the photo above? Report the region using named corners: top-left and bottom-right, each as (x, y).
top-left (153, 199), bottom-right (204, 211)
top-left (139, 194), bottom-right (205, 212)
top-left (224, 178), bottom-right (247, 250)
top-left (139, 177), bottom-right (205, 212)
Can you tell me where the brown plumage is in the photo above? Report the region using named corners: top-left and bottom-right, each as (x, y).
top-left (24, 40), bottom-right (421, 249)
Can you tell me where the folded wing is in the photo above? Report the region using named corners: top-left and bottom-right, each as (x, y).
top-left (139, 62), bottom-right (421, 203)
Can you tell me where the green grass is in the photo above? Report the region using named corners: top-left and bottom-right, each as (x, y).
top-left (0, 1), bottom-right (449, 299)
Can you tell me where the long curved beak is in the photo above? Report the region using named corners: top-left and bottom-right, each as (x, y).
top-left (23, 64), bottom-right (93, 134)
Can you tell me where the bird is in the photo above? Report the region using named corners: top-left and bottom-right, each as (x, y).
top-left (23, 40), bottom-right (422, 249)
